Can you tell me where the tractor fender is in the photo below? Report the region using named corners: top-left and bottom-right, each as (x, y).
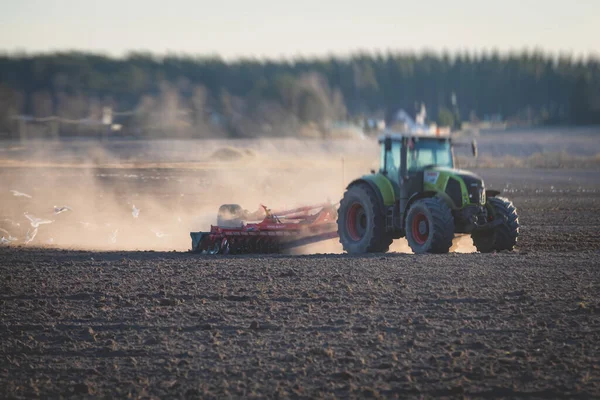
top-left (346, 174), bottom-right (395, 213)
top-left (486, 189), bottom-right (501, 198)
top-left (404, 191), bottom-right (438, 215)
top-left (346, 179), bottom-right (385, 214)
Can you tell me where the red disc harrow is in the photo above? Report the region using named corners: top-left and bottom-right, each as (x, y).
top-left (191, 203), bottom-right (339, 254)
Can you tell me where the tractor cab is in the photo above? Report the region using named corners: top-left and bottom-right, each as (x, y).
top-left (377, 132), bottom-right (481, 211)
top-left (379, 134), bottom-right (454, 172)
top-left (378, 133), bottom-right (455, 184)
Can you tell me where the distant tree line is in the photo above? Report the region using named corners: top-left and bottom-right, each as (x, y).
top-left (0, 51), bottom-right (599, 139)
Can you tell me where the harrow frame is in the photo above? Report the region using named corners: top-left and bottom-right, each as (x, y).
top-left (191, 203), bottom-right (339, 254)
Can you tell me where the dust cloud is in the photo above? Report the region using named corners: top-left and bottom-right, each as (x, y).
top-left (289, 232), bottom-right (475, 255)
top-left (0, 138), bottom-right (475, 254)
top-left (0, 138), bottom-right (372, 252)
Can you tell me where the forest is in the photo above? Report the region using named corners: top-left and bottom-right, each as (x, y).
top-left (0, 51), bottom-right (599, 139)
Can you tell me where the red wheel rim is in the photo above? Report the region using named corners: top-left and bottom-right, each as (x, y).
top-left (412, 212), bottom-right (429, 245)
top-left (347, 202), bottom-right (367, 241)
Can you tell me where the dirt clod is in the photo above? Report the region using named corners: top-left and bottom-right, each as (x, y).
top-left (249, 321), bottom-right (260, 330)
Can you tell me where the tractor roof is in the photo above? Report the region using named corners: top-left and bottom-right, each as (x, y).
top-left (377, 129), bottom-right (451, 143)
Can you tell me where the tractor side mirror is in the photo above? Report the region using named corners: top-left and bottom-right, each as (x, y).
top-left (471, 140), bottom-right (478, 158)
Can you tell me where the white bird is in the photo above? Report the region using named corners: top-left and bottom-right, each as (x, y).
top-left (0, 229), bottom-right (16, 242)
top-left (78, 221), bottom-right (98, 230)
top-left (10, 190), bottom-right (32, 198)
top-left (151, 228), bottom-right (171, 238)
top-left (132, 205), bottom-right (140, 218)
top-left (109, 229), bottom-right (119, 244)
top-left (0, 237), bottom-right (10, 245)
top-left (24, 213), bottom-right (53, 228)
top-left (53, 206), bottom-right (72, 215)
top-left (25, 228), bottom-right (38, 244)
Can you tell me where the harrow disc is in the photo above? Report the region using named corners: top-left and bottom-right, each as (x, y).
top-left (221, 238), bottom-right (230, 255)
top-left (207, 241), bottom-right (221, 255)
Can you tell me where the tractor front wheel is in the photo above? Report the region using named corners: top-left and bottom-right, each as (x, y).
top-left (472, 197), bottom-right (519, 252)
top-left (405, 197), bottom-right (455, 254)
top-left (337, 184), bottom-right (393, 254)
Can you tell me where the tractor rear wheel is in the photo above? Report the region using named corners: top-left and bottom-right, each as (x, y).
top-left (405, 197), bottom-right (455, 254)
top-left (337, 184), bottom-right (393, 254)
top-left (472, 197), bottom-right (519, 252)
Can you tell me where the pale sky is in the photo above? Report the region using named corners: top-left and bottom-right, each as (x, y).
top-left (1, 0), bottom-right (598, 60)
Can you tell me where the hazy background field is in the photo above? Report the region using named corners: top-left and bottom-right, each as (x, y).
top-left (2, 126), bottom-right (599, 166)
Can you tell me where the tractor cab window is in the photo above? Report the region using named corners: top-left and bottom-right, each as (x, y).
top-left (379, 140), bottom-right (401, 176)
top-left (406, 138), bottom-right (453, 171)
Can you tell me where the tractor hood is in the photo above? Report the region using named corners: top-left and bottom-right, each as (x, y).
top-left (423, 166), bottom-right (486, 206)
top-left (425, 166), bottom-right (484, 187)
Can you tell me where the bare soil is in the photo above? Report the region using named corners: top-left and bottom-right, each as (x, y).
top-left (1, 166), bottom-right (599, 398)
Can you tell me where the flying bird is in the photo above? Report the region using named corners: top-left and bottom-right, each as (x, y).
top-left (132, 205), bottom-right (140, 218)
top-left (151, 228), bottom-right (171, 238)
top-left (0, 229), bottom-right (17, 242)
top-left (54, 206), bottom-right (72, 215)
top-left (78, 221), bottom-right (98, 230)
top-left (109, 229), bottom-right (119, 244)
top-left (10, 190), bottom-right (32, 198)
top-left (24, 213), bottom-right (53, 228)
top-left (25, 228), bottom-right (38, 244)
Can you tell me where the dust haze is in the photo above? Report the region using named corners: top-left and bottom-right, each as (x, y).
top-left (0, 137), bottom-right (387, 253)
top-left (10, 132), bottom-right (590, 254)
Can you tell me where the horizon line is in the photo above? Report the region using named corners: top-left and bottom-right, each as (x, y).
top-left (1, 47), bottom-right (599, 63)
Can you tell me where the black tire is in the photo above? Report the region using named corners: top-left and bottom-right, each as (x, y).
top-left (472, 197), bottom-right (519, 252)
top-left (405, 197), bottom-right (455, 254)
top-left (471, 230), bottom-right (495, 253)
top-left (337, 184), bottom-right (393, 254)
top-left (217, 204), bottom-right (244, 227)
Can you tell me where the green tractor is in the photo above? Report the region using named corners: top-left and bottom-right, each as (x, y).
top-left (337, 132), bottom-right (519, 254)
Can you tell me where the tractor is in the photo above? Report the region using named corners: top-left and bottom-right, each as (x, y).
top-left (337, 132), bottom-right (519, 254)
